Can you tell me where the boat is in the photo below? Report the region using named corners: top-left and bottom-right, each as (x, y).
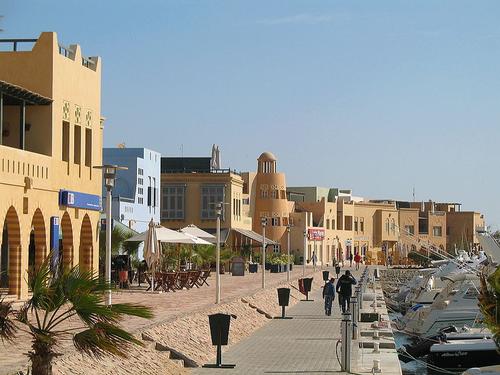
top-left (428, 338), bottom-right (500, 372)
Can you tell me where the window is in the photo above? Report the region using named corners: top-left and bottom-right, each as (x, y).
top-left (260, 189), bottom-right (268, 198)
top-left (271, 217), bottom-right (280, 226)
top-left (432, 226), bottom-right (442, 237)
top-left (354, 217), bottom-right (358, 232)
top-left (138, 178), bottom-right (143, 185)
top-left (161, 185), bottom-right (185, 220)
top-left (332, 219), bottom-right (336, 230)
top-left (138, 197), bottom-right (144, 204)
top-left (360, 218), bottom-right (364, 233)
top-left (270, 190), bottom-right (278, 199)
top-left (405, 225), bottom-right (415, 235)
top-left (345, 216), bottom-right (353, 231)
top-left (385, 218), bottom-right (390, 234)
top-left (273, 244), bottom-right (280, 254)
top-left (85, 129), bottom-right (92, 167)
top-left (74, 125), bottom-right (81, 164)
top-left (138, 187), bottom-right (143, 195)
top-left (201, 185), bottom-right (225, 220)
top-left (391, 219), bottom-right (396, 235)
top-left (138, 168), bottom-right (144, 176)
top-left (326, 219), bottom-right (330, 230)
top-left (62, 121), bottom-right (70, 162)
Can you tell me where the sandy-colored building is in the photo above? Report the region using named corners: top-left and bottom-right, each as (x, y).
top-left (242, 152), bottom-right (291, 250)
top-left (0, 33), bottom-right (103, 298)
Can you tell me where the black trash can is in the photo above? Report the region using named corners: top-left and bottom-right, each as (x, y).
top-left (322, 270), bottom-right (329, 282)
top-left (277, 287), bottom-right (291, 319)
top-left (302, 277), bottom-right (313, 301)
top-left (203, 313), bottom-right (236, 368)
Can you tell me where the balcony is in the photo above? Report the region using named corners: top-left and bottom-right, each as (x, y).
top-left (0, 145), bottom-right (52, 189)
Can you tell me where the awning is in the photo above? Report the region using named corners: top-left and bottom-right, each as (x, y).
top-left (0, 80), bottom-right (52, 105)
top-left (231, 227), bottom-right (278, 245)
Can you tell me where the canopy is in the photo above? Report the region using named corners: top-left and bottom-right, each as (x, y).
top-left (126, 224), bottom-right (213, 245)
top-left (231, 227), bottom-right (278, 245)
top-left (143, 220), bottom-right (160, 269)
top-left (180, 224), bottom-right (216, 244)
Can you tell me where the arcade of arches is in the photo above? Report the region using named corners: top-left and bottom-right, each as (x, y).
top-left (0, 207), bottom-right (97, 298)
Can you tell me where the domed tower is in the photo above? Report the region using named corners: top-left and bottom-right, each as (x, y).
top-left (253, 152), bottom-right (290, 250)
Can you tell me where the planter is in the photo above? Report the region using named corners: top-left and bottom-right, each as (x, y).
top-left (270, 264), bottom-right (280, 273)
top-left (249, 263), bottom-right (258, 273)
top-left (265, 263), bottom-right (271, 270)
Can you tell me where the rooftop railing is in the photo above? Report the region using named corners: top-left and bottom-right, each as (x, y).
top-left (0, 38), bottom-right (37, 51)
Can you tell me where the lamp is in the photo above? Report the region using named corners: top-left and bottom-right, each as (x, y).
top-left (94, 164), bottom-right (128, 306)
top-left (286, 222), bottom-right (294, 281)
top-left (261, 216), bottom-right (267, 289)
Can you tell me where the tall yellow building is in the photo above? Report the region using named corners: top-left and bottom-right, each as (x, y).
top-left (0, 33), bottom-right (103, 298)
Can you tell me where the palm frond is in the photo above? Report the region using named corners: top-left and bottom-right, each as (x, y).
top-left (110, 304), bottom-right (153, 320)
top-left (73, 322), bottom-right (143, 358)
top-left (0, 298), bottom-right (17, 342)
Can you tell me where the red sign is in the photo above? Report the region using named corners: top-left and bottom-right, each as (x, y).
top-left (308, 228), bottom-right (325, 241)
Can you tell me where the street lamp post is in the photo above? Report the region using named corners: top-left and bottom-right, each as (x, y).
top-left (94, 164), bottom-right (128, 306)
top-left (286, 223), bottom-right (293, 281)
top-left (261, 217), bottom-right (267, 289)
top-left (215, 203), bottom-right (222, 304)
top-left (303, 229), bottom-right (307, 276)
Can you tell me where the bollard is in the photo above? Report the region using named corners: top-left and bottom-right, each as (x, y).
top-left (322, 270), bottom-right (329, 282)
top-left (341, 312), bottom-right (352, 372)
top-left (373, 330), bottom-right (379, 340)
top-left (372, 359), bottom-right (382, 373)
top-left (358, 285), bottom-right (363, 310)
top-left (373, 342), bottom-right (380, 353)
top-left (350, 296), bottom-right (358, 340)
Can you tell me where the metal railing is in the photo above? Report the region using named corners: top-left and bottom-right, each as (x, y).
top-left (0, 38), bottom-right (37, 51)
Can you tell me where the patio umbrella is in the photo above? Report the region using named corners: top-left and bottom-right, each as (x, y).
top-left (180, 224), bottom-right (217, 244)
top-left (143, 220), bottom-right (160, 293)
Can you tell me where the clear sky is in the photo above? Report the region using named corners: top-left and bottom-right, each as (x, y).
top-left (2, 1), bottom-right (500, 227)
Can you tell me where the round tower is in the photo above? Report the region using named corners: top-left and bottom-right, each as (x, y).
top-left (253, 152), bottom-right (290, 250)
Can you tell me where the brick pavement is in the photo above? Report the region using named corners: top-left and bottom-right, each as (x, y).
top-left (194, 267), bottom-right (362, 375)
top-left (0, 266), bottom-right (318, 375)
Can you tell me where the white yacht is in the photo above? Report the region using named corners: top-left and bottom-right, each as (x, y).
top-left (398, 273), bottom-right (482, 337)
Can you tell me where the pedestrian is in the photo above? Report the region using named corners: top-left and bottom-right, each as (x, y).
top-left (335, 262), bottom-right (341, 278)
top-left (336, 270), bottom-right (357, 313)
top-left (311, 251), bottom-right (318, 271)
top-left (354, 253), bottom-right (361, 270)
top-left (349, 252), bottom-right (353, 267)
top-left (322, 277), bottom-right (336, 316)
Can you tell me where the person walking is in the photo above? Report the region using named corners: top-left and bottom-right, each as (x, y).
top-left (349, 252), bottom-right (353, 267)
top-left (311, 251), bottom-right (318, 271)
top-left (336, 270), bottom-right (357, 313)
top-left (322, 277), bottom-right (336, 316)
top-left (335, 262), bottom-right (341, 278)
top-left (354, 253), bottom-right (361, 270)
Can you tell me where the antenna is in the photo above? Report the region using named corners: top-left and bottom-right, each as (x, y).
top-left (412, 186), bottom-right (415, 202)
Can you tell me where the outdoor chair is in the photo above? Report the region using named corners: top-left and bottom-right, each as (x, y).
top-left (164, 272), bottom-right (178, 292)
top-left (176, 271), bottom-right (190, 290)
top-left (196, 269), bottom-right (211, 287)
top-left (145, 273), bottom-right (153, 291)
top-left (188, 270), bottom-right (202, 288)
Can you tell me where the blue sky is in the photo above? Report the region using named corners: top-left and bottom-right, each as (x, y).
top-left (3, 1), bottom-right (500, 227)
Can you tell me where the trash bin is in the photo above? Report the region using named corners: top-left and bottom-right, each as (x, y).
top-left (203, 313), bottom-right (236, 368)
top-left (322, 270), bottom-right (329, 282)
top-left (277, 288), bottom-right (292, 319)
top-left (302, 277), bottom-right (314, 301)
top-left (231, 256), bottom-right (245, 276)
top-left (249, 263), bottom-right (258, 273)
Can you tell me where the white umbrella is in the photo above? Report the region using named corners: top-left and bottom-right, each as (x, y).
top-left (127, 226), bottom-right (189, 243)
top-left (179, 232), bottom-right (213, 245)
top-left (180, 224), bottom-right (216, 244)
top-left (143, 220), bottom-right (160, 293)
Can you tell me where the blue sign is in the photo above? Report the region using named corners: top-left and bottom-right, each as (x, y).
top-left (59, 190), bottom-right (101, 211)
top-left (50, 216), bottom-right (60, 272)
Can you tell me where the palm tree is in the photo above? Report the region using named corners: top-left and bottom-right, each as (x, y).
top-left (0, 255), bottom-right (153, 375)
top-left (479, 266), bottom-right (500, 348)
top-left (193, 245), bottom-right (216, 269)
top-left (99, 226), bottom-right (140, 274)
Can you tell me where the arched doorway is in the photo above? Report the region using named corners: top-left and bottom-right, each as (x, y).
top-left (0, 207), bottom-right (22, 296)
top-left (79, 214), bottom-right (93, 272)
top-left (30, 209), bottom-right (47, 272)
top-left (60, 212), bottom-right (73, 269)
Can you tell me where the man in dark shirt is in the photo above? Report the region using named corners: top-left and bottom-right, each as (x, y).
top-left (322, 278), bottom-right (335, 316)
top-left (336, 270), bottom-right (357, 313)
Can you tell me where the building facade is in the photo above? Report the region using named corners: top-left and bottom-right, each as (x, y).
top-left (102, 147), bottom-right (161, 234)
top-left (0, 33), bottom-right (103, 298)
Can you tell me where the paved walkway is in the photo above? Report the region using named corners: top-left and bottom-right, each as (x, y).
top-left (0, 267), bottom-right (317, 375)
top-left (194, 267), bottom-right (362, 375)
